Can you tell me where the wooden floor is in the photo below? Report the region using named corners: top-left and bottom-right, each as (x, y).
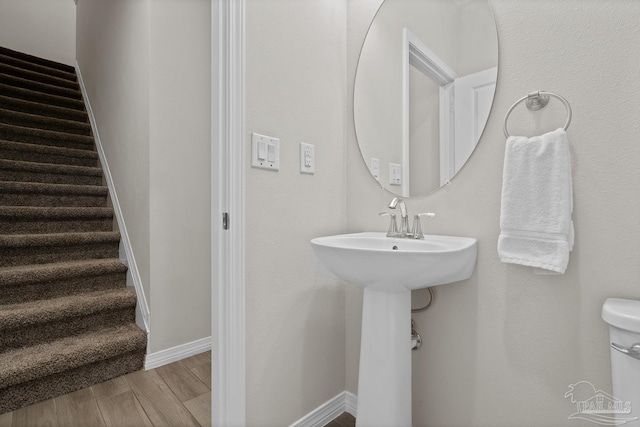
top-left (0, 351), bottom-right (211, 427)
top-left (324, 412), bottom-right (356, 427)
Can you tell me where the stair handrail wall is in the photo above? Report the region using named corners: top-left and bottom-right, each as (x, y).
top-left (74, 63), bottom-right (151, 335)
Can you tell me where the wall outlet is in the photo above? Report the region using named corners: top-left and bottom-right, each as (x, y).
top-left (300, 142), bottom-right (315, 174)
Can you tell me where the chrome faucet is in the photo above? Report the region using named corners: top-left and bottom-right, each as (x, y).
top-left (381, 197), bottom-right (435, 239)
top-left (388, 197), bottom-right (409, 237)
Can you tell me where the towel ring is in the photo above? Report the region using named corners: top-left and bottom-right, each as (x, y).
top-left (503, 91), bottom-right (572, 138)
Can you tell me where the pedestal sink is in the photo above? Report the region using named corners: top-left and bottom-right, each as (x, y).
top-left (311, 232), bottom-right (478, 427)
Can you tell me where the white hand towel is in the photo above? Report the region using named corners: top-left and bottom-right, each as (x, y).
top-left (498, 128), bottom-right (574, 274)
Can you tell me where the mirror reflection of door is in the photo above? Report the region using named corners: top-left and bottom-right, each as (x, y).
top-left (405, 29), bottom-right (497, 194)
top-left (453, 68), bottom-right (497, 173)
top-left (409, 64), bottom-right (440, 196)
top-left (353, 0), bottom-right (498, 198)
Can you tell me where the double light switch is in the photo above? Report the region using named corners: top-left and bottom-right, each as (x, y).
top-left (251, 133), bottom-right (280, 170)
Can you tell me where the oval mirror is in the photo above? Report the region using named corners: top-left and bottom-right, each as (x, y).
top-left (354, 0), bottom-right (499, 197)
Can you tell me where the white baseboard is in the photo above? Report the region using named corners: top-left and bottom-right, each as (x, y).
top-left (74, 63), bottom-right (151, 334)
top-left (344, 392), bottom-right (357, 417)
top-left (145, 336), bottom-right (212, 370)
top-left (289, 391), bottom-right (357, 427)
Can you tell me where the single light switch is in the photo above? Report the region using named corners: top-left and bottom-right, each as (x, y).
top-left (267, 144), bottom-right (276, 162)
top-left (251, 133), bottom-right (280, 170)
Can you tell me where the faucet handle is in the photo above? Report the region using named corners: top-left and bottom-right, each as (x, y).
top-left (379, 212), bottom-right (398, 237)
top-left (412, 213), bottom-right (436, 239)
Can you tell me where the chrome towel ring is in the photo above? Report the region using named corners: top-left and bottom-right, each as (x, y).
top-left (503, 90), bottom-right (572, 138)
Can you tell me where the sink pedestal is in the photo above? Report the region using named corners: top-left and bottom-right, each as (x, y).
top-left (356, 288), bottom-right (411, 427)
top-left (310, 232), bottom-right (478, 426)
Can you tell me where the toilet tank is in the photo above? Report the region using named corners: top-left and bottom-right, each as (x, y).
top-left (602, 298), bottom-right (640, 426)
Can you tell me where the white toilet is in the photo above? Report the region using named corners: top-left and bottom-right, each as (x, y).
top-left (602, 298), bottom-right (640, 426)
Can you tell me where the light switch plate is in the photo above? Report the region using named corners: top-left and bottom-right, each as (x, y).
top-left (251, 133), bottom-right (280, 170)
top-left (389, 162), bottom-right (402, 186)
top-left (370, 157), bottom-right (380, 181)
top-left (300, 142), bottom-right (315, 174)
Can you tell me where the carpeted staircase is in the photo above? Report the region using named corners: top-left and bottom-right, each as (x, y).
top-left (0, 46), bottom-right (147, 414)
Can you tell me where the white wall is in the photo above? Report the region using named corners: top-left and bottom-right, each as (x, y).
top-left (244, 0), bottom-right (348, 425)
top-left (76, 0), bottom-right (151, 301)
top-left (0, 0), bottom-right (76, 66)
top-left (148, 0), bottom-right (212, 353)
top-left (347, 1), bottom-right (640, 426)
top-left (77, 0), bottom-right (211, 355)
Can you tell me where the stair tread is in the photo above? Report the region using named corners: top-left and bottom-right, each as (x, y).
top-left (0, 323), bottom-right (146, 389)
top-left (0, 95), bottom-right (87, 122)
top-left (0, 139), bottom-right (97, 158)
top-left (0, 54), bottom-right (77, 83)
top-left (0, 231), bottom-right (120, 247)
top-left (0, 73), bottom-right (82, 100)
top-left (0, 83), bottom-right (85, 111)
top-left (0, 158), bottom-right (102, 176)
top-left (0, 123), bottom-right (94, 145)
top-left (0, 287), bottom-right (136, 331)
top-left (0, 181), bottom-right (107, 196)
top-left (0, 47), bottom-right (76, 75)
top-left (0, 62), bottom-right (79, 90)
top-left (0, 206), bottom-right (113, 218)
top-left (0, 108), bottom-right (91, 134)
top-left (0, 258), bottom-right (126, 287)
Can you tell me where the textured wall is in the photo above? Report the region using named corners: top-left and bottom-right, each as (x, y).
top-left (0, 0), bottom-right (76, 66)
top-left (148, 0), bottom-right (211, 353)
top-left (244, 0), bottom-right (348, 425)
top-left (347, 0), bottom-right (640, 425)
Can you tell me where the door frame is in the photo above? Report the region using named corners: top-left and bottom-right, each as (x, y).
top-left (402, 28), bottom-right (457, 193)
top-left (212, 1), bottom-right (246, 426)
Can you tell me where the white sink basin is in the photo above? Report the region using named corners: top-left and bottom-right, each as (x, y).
top-left (311, 231), bottom-right (478, 426)
top-left (311, 232), bottom-right (478, 292)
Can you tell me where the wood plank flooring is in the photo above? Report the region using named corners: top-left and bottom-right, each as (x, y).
top-left (324, 412), bottom-right (356, 427)
top-left (0, 351), bottom-right (211, 427)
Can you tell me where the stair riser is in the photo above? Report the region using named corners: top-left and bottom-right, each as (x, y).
top-left (0, 147), bottom-right (98, 167)
top-left (0, 308), bottom-right (135, 351)
top-left (0, 351), bottom-right (144, 414)
top-left (0, 63), bottom-right (79, 91)
top-left (0, 84), bottom-right (84, 111)
top-left (0, 127), bottom-right (93, 150)
top-left (0, 97), bottom-right (87, 122)
top-left (0, 54), bottom-right (77, 83)
top-left (0, 113), bottom-right (91, 136)
top-left (0, 275), bottom-right (126, 305)
top-left (0, 193), bottom-right (107, 207)
top-left (0, 74), bottom-right (82, 100)
top-left (0, 217), bottom-right (113, 234)
top-left (0, 242), bottom-right (119, 268)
